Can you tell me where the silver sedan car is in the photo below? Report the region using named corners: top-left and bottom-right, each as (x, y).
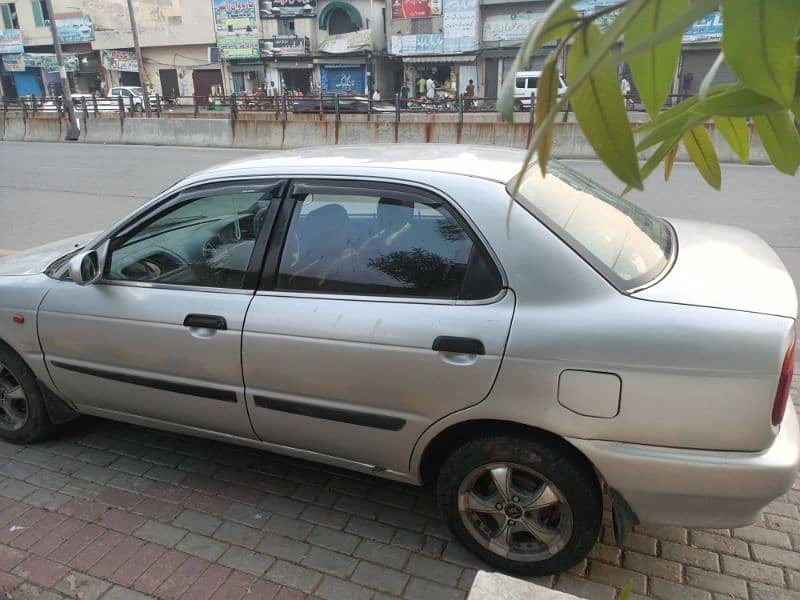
top-left (0, 145), bottom-right (797, 575)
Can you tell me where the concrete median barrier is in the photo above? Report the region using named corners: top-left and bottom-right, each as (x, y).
top-left (81, 116), bottom-right (123, 144)
top-left (23, 116), bottom-right (62, 142)
top-left (3, 116), bottom-right (26, 141)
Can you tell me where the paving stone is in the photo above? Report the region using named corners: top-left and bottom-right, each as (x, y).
top-left (48, 524), bottom-right (105, 564)
top-left (77, 448), bottom-right (116, 467)
top-left (720, 554), bottom-right (785, 585)
top-left (554, 574), bottom-right (616, 600)
top-left (3, 581), bottom-right (64, 600)
top-left (390, 530), bottom-right (424, 552)
top-left (68, 530), bottom-right (126, 573)
top-left (89, 535), bottom-right (144, 579)
top-left (345, 516), bottom-right (395, 543)
top-left (171, 509), bottom-right (222, 536)
top-left (25, 470), bottom-right (72, 492)
top-left (180, 563), bottom-right (232, 599)
top-left (588, 562), bottom-right (646, 593)
top-left (97, 487), bottom-right (142, 510)
top-left (133, 520), bottom-right (187, 547)
top-left (153, 555), bottom-right (210, 599)
top-left (351, 561), bottom-right (409, 596)
top-left (59, 479), bottom-right (105, 500)
top-left (212, 520), bottom-right (262, 550)
top-left (649, 577), bottom-right (712, 600)
top-left (301, 505), bottom-right (348, 530)
top-left (440, 542), bottom-right (491, 570)
top-left (223, 502), bottom-right (269, 529)
top-left (749, 582), bottom-right (800, 600)
top-left (315, 575), bottom-right (373, 600)
top-left (264, 514), bottom-right (313, 540)
top-left (98, 585), bottom-right (154, 600)
top-left (764, 501), bottom-right (800, 520)
top-left (12, 555), bottom-right (69, 588)
top-left (403, 576), bottom-right (465, 600)
top-left (0, 460), bottom-right (40, 480)
top-left (105, 473), bottom-right (151, 494)
top-left (301, 546), bottom-right (358, 577)
top-left (183, 491), bottom-right (231, 518)
top-left (634, 524), bottom-right (688, 544)
top-left (690, 530), bottom-right (750, 559)
top-left (588, 543), bottom-right (623, 566)
top-left (133, 548), bottom-right (187, 595)
top-left (98, 508), bottom-right (146, 534)
top-left (332, 495), bottom-right (382, 519)
top-left (132, 497), bottom-right (182, 522)
top-left (219, 546), bottom-right (274, 576)
top-left (54, 572), bottom-right (111, 600)
top-left (378, 508), bottom-right (426, 532)
top-left (307, 526), bottom-right (360, 555)
top-left (354, 539), bottom-right (410, 569)
top-left (732, 525), bottom-right (792, 549)
top-left (0, 478), bottom-right (37, 499)
top-left (406, 554), bottom-right (462, 586)
top-left (108, 542), bottom-right (164, 587)
top-left (23, 488), bottom-right (71, 511)
top-left (108, 456), bottom-right (151, 476)
top-left (177, 532), bottom-right (230, 561)
top-left (266, 560), bottom-right (322, 594)
top-left (73, 465), bottom-right (115, 484)
top-left (0, 542), bottom-right (28, 570)
top-left (623, 550), bottom-right (682, 581)
top-left (750, 542), bottom-right (800, 569)
top-left (257, 532), bottom-right (312, 562)
top-left (685, 566), bottom-right (748, 598)
top-left (209, 570), bottom-right (256, 600)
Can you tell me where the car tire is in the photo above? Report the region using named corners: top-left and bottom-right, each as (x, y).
top-left (0, 343), bottom-right (52, 444)
top-left (436, 435), bottom-right (602, 575)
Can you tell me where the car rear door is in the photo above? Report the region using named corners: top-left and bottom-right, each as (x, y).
top-left (242, 179), bottom-right (515, 474)
top-left (38, 180), bottom-right (284, 438)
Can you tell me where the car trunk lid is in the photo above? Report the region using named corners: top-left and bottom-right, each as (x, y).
top-left (634, 219), bottom-right (797, 319)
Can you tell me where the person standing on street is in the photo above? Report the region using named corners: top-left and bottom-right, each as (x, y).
top-left (426, 76), bottom-right (435, 101)
top-left (372, 88), bottom-right (381, 101)
top-left (417, 76), bottom-right (426, 98)
top-left (465, 79), bottom-right (475, 108)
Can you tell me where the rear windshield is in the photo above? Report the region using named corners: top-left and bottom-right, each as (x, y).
top-left (510, 161), bottom-right (674, 291)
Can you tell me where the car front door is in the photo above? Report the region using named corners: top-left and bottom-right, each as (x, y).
top-left (38, 180), bottom-right (283, 438)
top-left (242, 179), bottom-right (515, 474)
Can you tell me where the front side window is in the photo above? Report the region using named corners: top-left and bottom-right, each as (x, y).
top-left (1, 3), bottom-right (18, 28)
top-left (512, 161), bottom-right (673, 291)
top-left (276, 188), bottom-right (501, 300)
top-left (106, 186), bottom-right (275, 289)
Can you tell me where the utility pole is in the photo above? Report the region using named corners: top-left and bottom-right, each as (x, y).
top-left (44, 0), bottom-right (79, 140)
top-left (126, 0), bottom-right (150, 116)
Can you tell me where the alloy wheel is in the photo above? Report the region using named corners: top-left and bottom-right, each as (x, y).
top-left (457, 462), bottom-right (574, 562)
top-left (0, 362), bottom-right (28, 431)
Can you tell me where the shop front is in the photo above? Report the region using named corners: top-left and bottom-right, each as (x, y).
top-left (402, 55), bottom-right (476, 100)
top-left (261, 36), bottom-right (313, 94)
top-left (319, 62), bottom-right (366, 94)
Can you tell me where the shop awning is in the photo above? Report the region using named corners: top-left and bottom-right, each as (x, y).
top-left (402, 55), bottom-right (477, 64)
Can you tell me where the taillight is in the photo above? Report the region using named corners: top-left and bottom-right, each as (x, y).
top-left (772, 339), bottom-right (796, 426)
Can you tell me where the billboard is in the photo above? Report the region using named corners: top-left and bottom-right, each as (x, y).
top-left (483, 11), bottom-right (545, 43)
top-left (443, 0), bottom-right (478, 53)
top-left (260, 0), bottom-right (316, 18)
top-left (390, 34), bottom-right (444, 56)
top-left (213, 0), bottom-right (258, 32)
top-left (0, 29), bottom-right (23, 54)
top-left (391, 0), bottom-right (441, 20)
top-left (1, 53), bottom-right (24, 71)
top-left (101, 49), bottom-right (139, 72)
top-left (684, 11), bottom-right (722, 43)
top-left (318, 30), bottom-right (372, 54)
top-left (218, 35), bottom-right (260, 59)
top-left (57, 15), bottom-right (95, 43)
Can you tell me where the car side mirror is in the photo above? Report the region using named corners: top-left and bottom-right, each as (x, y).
top-left (68, 240), bottom-right (109, 286)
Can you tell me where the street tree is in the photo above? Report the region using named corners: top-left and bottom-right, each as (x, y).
top-left (500, 0), bottom-right (800, 191)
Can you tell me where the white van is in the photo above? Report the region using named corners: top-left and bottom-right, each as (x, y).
top-left (513, 70), bottom-right (568, 109)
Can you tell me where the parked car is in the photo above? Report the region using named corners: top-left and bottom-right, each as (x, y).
top-left (108, 86), bottom-right (159, 111)
top-left (513, 70), bottom-right (568, 110)
top-left (291, 92), bottom-right (396, 113)
top-left (0, 145), bottom-right (797, 575)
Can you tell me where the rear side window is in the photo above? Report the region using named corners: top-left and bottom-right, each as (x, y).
top-left (511, 161), bottom-right (673, 291)
top-left (276, 187), bottom-right (502, 300)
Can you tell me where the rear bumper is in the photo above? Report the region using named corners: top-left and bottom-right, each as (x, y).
top-left (569, 401), bottom-right (800, 528)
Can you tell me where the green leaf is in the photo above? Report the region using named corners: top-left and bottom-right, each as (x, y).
top-left (694, 85), bottom-right (785, 116)
top-left (636, 97), bottom-right (707, 151)
top-left (683, 125), bottom-right (721, 189)
top-left (499, 1), bottom-right (577, 122)
top-left (535, 52), bottom-right (560, 175)
top-left (664, 142), bottom-right (679, 181)
top-left (625, 0), bottom-right (688, 117)
top-left (618, 582), bottom-right (633, 600)
top-left (568, 23), bottom-right (642, 190)
top-left (714, 116), bottom-right (750, 163)
top-left (753, 110), bottom-right (800, 174)
top-left (632, 133), bottom-right (681, 190)
top-left (721, 0), bottom-right (800, 107)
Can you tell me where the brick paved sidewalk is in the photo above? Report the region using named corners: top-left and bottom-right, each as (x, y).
top-left (0, 376), bottom-right (799, 600)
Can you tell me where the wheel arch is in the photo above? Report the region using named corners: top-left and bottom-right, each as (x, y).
top-left (416, 419), bottom-right (601, 490)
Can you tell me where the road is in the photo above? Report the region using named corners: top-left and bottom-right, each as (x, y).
top-left (1, 141), bottom-right (798, 291)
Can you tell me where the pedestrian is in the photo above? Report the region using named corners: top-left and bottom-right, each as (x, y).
top-left (372, 88), bottom-right (381, 101)
top-left (426, 76), bottom-right (435, 101)
top-left (417, 76), bottom-right (426, 97)
top-left (682, 71), bottom-right (694, 96)
top-left (620, 76), bottom-right (631, 99)
top-left (400, 84), bottom-right (409, 108)
top-left (465, 78), bottom-right (475, 108)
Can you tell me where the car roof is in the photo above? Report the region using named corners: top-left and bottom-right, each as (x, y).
top-left (516, 71), bottom-right (543, 76)
top-left (192, 145), bottom-right (527, 184)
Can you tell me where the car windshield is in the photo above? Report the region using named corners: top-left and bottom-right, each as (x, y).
top-left (129, 87), bottom-right (143, 96)
top-left (510, 160), bottom-right (674, 292)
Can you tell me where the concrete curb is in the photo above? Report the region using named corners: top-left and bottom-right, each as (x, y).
top-left (468, 571), bottom-right (585, 600)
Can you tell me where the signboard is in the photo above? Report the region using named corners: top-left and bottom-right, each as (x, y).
top-left (320, 64), bottom-right (365, 93)
top-left (260, 36), bottom-right (309, 57)
top-left (212, 0), bottom-right (258, 32)
top-left (22, 53), bottom-right (79, 72)
top-left (56, 15), bottom-right (95, 43)
top-left (684, 10), bottom-right (722, 43)
top-left (318, 29), bottom-right (372, 54)
top-left (483, 11), bottom-right (545, 43)
top-left (391, 34), bottom-right (444, 56)
top-left (260, 0), bottom-right (316, 18)
top-left (391, 0), bottom-right (441, 20)
top-left (0, 29), bottom-right (23, 54)
top-left (218, 34), bottom-right (260, 59)
top-left (101, 49), bottom-right (139, 72)
top-left (573, 0), bottom-right (622, 27)
top-left (443, 0), bottom-right (478, 53)
top-left (1, 53), bottom-right (24, 71)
